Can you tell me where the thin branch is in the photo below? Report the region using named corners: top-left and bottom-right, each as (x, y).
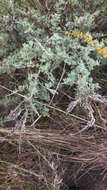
top-left (0, 160), bottom-right (44, 180)
top-left (49, 63), bottom-right (66, 105)
top-left (70, 103), bottom-right (95, 136)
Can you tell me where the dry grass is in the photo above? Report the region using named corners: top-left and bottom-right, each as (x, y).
top-left (0, 107), bottom-right (107, 189)
top-left (0, 83), bottom-right (107, 189)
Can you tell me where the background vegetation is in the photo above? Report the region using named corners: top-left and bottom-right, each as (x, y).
top-left (0, 0), bottom-right (107, 190)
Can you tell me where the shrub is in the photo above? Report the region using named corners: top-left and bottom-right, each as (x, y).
top-left (0, 0), bottom-right (106, 122)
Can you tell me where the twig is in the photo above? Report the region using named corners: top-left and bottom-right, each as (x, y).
top-left (18, 109), bottom-right (28, 154)
top-left (35, 100), bottom-right (104, 130)
top-left (0, 160), bottom-right (44, 180)
top-left (27, 140), bottom-right (55, 171)
top-left (70, 103), bottom-right (95, 136)
top-left (31, 115), bottom-right (42, 127)
top-left (49, 63), bottom-right (66, 105)
top-left (67, 98), bottom-right (81, 113)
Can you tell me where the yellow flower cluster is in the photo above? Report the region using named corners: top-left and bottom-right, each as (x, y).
top-left (65, 30), bottom-right (107, 58)
top-left (96, 47), bottom-right (107, 58)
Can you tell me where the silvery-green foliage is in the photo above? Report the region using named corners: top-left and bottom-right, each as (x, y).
top-left (0, 0), bottom-right (103, 118)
